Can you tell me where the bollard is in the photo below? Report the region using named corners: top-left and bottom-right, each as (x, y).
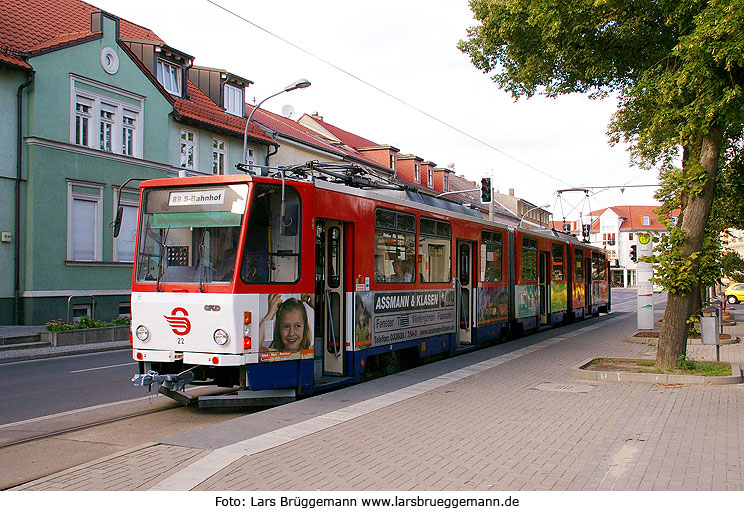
top-left (701, 306), bottom-right (721, 361)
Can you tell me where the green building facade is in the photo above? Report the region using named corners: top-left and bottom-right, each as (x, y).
top-left (1, 9), bottom-right (269, 324)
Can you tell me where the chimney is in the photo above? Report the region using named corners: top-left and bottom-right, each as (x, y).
top-left (509, 188), bottom-right (515, 197)
top-left (311, 112), bottom-right (323, 121)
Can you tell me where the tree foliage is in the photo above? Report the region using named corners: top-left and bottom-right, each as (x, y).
top-left (459, 0), bottom-right (744, 367)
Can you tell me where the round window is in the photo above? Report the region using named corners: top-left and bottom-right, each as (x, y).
top-left (100, 47), bottom-right (119, 74)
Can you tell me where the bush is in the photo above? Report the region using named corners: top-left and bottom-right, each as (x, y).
top-left (45, 315), bottom-right (130, 331)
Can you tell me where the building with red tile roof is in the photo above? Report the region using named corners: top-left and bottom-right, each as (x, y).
top-left (0, 0), bottom-right (526, 323)
top-left (586, 205), bottom-right (677, 287)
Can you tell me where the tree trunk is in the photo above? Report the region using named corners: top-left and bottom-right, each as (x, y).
top-left (657, 126), bottom-right (724, 368)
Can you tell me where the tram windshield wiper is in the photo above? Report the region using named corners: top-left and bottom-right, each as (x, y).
top-left (155, 226), bottom-right (170, 292)
top-left (195, 230), bottom-right (208, 293)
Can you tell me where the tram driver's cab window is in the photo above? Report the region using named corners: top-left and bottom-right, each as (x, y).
top-left (419, 217), bottom-right (451, 283)
top-left (135, 185), bottom-right (248, 285)
top-left (374, 208), bottom-right (415, 283)
top-left (241, 183), bottom-right (302, 284)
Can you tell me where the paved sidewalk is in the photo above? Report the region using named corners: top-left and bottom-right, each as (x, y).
top-left (11, 308), bottom-right (744, 491)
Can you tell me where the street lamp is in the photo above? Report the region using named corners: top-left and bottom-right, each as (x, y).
top-left (241, 78), bottom-right (311, 170)
top-left (518, 204), bottom-right (550, 227)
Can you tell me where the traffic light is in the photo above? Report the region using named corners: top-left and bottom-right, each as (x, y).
top-left (480, 177), bottom-right (492, 203)
top-left (630, 244), bottom-right (637, 262)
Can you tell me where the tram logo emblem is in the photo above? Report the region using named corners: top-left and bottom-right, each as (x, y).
top-left (165, 307), bottom-right (191, 336)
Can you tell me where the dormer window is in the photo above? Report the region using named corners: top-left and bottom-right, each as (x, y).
top-left (428, 170), bottom-right (433, 188)
top-left (157, 59), bottom-right (182, 96)
top-left (390, 154), bottom-right (396, 171)
top-left (642, 215), bottom-right (651, 226)
top-left (224, 84), bottom-right (243, 116)
top-left (414, 164), bottom-right (420, 183)
top-left (443, 173), bottom-right (449, 192)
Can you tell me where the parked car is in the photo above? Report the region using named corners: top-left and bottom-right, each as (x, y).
top-left (724, 283), bottom-right (744, 304)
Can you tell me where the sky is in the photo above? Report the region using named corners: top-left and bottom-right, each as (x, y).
top-left (92, 0), bottom-right (663, 221)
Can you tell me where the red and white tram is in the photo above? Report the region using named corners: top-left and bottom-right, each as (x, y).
top-left (126, 163), bottom-right (610, 406)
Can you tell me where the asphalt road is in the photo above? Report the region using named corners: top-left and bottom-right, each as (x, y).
top-left (0, 349), bottom-right (141, 426)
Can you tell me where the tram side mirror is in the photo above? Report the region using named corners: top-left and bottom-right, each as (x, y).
top-left (113, 206), bottom-right (124, 238)
top-left (280, 202), bottom-right (299, 236)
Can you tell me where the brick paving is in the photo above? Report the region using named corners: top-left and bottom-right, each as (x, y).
top-left (12, 305), bottom-right (744, 492)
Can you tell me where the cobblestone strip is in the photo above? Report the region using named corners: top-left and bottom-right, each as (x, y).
top-left (14, 444), bottom-right (208, 491)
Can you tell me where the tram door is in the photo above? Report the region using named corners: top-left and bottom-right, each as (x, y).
top-left (584, 257), bottom-right (592, 312)
top-left (539, 251), bottom-right (551, 326)
top-left (457, 240), bottom-right (475, 345)
top-left (323, 221), bottom-right (345, 376)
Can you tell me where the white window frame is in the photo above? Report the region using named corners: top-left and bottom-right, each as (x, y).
top-left (223, 83), bottom-right (243, 116)
top-left (414, 164), bottom-right (420, 183)
top-left (70, 76), bottom-right (144, 158)
top-left (72, 304), bottom-right (92, 321)
top-left (443, 173), bottom-right (449, 192)
top-left (180, 128), bottom-right (198, 170)
top-left (118, 302), bottom-right (131, 318)
top-left (157, 59), bottom-right (182, 96)
top-left (67, 180), bottom-right (104, 262)
top-left (112, 187), bottom-right (139, 263)
top-left (642, 215), bottom-right (651, 226)
top-left (428, 170), bottom-right (433, 188)
top-left (212, 137), bottom-right (227, 174)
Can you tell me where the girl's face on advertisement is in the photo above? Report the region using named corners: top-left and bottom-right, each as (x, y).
top-left (279, 308), bottom-right (304, 351)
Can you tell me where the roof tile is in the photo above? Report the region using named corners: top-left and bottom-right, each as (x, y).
top-left (0, 0), bottom-right (162, 62)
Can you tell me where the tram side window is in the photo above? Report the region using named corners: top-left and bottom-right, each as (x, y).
top-left (481, 230), bottom-right (502, 282)
top-left (521, 237), bottom-right (537, 282)
top-left (419, 218), bottom-right (451, 283)
top-left (374, 208), bottom-right (416, 283)
top-left (552, 243), bottom-right (565, 282)
top-left (241, 184), bottom-right (301, 284)
top-left (575, 249), bottom-right (584, 279)
top-left (592, 252), bottom-right (607, 281)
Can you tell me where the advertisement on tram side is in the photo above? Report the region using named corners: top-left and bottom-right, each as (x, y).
top-left (354, 290), bottom-right (456, 350)
top-left (257, 293), bottom-right (315, 363)
top-left (550, 284), bottom-right (568, 312)
top-left (476, 286), bottom-right (509, 325)
top-left (515, 285), bottom-right (538, 319)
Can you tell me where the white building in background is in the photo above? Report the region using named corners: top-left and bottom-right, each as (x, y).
top-left (587, 206), bottom-right (677, 287)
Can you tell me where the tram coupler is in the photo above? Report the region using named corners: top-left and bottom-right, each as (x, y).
top-left (132, 370), bottom-right (195, 404)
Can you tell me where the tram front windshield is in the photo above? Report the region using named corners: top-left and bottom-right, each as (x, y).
top-left (135, 184), bottom-right (248, 285)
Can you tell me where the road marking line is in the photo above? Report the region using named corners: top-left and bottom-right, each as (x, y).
top-left (69, 362), bottom-right (134, 373)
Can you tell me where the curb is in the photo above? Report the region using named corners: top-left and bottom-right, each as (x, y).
top-left (570, 357), bottom-right (743, 385)
top-left (625, 334), bottom-right (740, 345)
top-left (0, 341), bottom-right (131, 364)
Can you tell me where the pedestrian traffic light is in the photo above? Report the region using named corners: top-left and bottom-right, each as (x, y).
top-left (480, 177), bottom-right (492, 203)
top-left (630, 244), bottom-right (637, 262)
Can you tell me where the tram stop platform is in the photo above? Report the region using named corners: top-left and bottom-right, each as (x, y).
top-left (10, 304), bottom-right (744, 492)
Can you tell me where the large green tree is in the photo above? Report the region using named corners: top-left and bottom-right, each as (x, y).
top-left (459, 0), bottom-right (744, 367)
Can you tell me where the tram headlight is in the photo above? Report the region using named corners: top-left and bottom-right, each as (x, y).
top-left (213, 329), bottom-right (229, 346)
top-left (135, 325), bottom-right (150, 342)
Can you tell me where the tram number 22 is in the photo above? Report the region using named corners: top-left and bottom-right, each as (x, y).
top-left (176, 337), bottom-right (185, 345)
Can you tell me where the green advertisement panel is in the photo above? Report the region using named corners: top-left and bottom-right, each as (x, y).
top-left (550, 284), bottom-right (568, 312)
top-left (515, 285), bottom-right (538, 319)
